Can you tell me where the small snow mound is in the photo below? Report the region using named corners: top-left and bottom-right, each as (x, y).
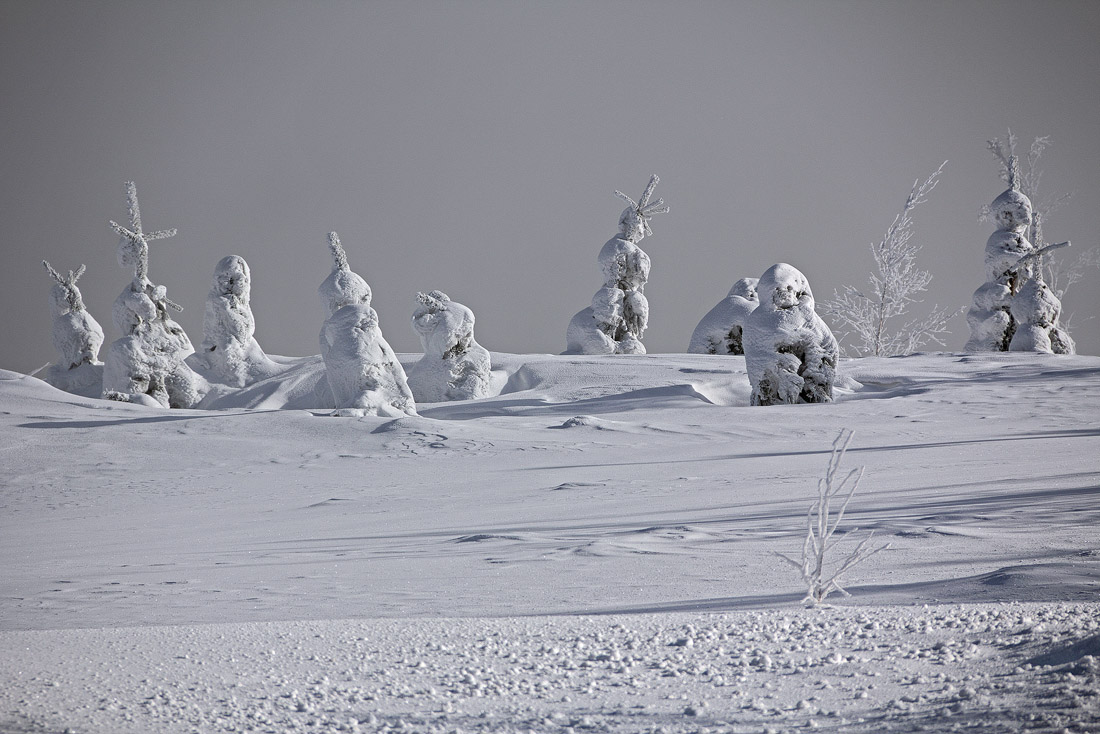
top-left (558, 415), bottom-right (601, 429)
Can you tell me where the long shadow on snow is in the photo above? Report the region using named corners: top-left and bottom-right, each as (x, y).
top-left (513, 428), bottom-right (1100, 472)
top-left (17, 409), bottom-right (282, 429)
top-left (418, 383), bottom-right (717, 420)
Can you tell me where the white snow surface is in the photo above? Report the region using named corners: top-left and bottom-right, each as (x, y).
top-left (2, 351), bottom-right (1099, 733)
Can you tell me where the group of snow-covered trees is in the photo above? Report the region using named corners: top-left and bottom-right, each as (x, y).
top-left (40, 143), bottom-right (1089, 411)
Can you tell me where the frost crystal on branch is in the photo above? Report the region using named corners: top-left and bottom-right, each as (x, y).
top-left (775, 429), bottom-right (889, 606)
top-left (820, 162), bottom-right (959, 357)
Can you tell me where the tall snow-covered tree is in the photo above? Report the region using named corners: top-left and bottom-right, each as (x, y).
top-left (318, 232), bottom-right (416, 417)
top-left (820, 163), bottom-right (959, 357)
top-left (965, 157), bottom-right (1074, 354)
top-left (101, 181), bottom-right (206, 407)
top-left (41, 260), bottom-right (105, 397)
top-left (566, 175), bottom-right (669, 355)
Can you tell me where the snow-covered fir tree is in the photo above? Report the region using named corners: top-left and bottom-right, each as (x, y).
top-left (744, 263), bottom-right (839, 406)
top-left (187, 255), bottom-right (281, 387)
top-left (318, 232), bottom-right (416, 417)
top-left (566, 175), bottom-right (669, 355)
top-left (965, 158), bottom-right (1073, 353)
top-left (101, 182), bottom-right (207, 407)
top-left (687, 277), bottom-right (759, 355)
top-left (407, 290), bottom-right (492, 403)
top-left (41, 260), bottom-right (105, 397)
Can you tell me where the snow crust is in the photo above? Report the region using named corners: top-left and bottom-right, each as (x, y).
top-left (2, 351), bottom-right (1099, 732)
top-left (687, 277), bottom-right (759, 355)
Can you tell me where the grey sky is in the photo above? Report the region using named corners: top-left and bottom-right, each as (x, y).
top-left (2, 0), bottom-right (1098, 374)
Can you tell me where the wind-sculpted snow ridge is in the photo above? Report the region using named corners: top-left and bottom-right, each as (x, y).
top-left (3, 605), bottom-right (1097, 734)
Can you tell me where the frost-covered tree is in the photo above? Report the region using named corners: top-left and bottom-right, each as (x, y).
top-left (101, 182), bottom-right (207, 407)
top-left (187, 255), bottom-right (281, 387)
top-left (965, 159), bottom-right (1073, 353)
top-left (318, 232), bottom-right (416, 417)
top-left (566, 175), bottom-right (669, 355)
top-left (41, 260), bottom-right (105, 397)
top-left (407, 290), bottom-right (492, 403)
top-left (687, 278), bottom-right (759, 355)
top-left (744, 263), bottom-right (839, 406)
top-left (983, 129), bottom-right (1096, 344)
top-left (820, 162), bottom-right (959, 357)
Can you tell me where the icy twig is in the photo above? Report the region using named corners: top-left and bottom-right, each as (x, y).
top-left (775, 429), bottom-right (889, 605)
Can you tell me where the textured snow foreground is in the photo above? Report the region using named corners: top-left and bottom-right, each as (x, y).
top-left (1, 352), bottom-right (1099, 733)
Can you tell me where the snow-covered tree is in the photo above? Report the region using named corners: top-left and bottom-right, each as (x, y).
top-left (744, 263), bottom-right (839, 406)
top-left (687, 278), bottom-right (759, 355)
top-left (407, 290), bottom-right (492, 403)
top-left (965, 159), bottom-right (1073, 353)
top-left (318, 232), bottom-right (416, 417)
top-left (101, 182), bottom-right (207, 407)
top-left (982, 129), bottom-right (1090, 346)
top-left (41, 260), bottom-right (105, 397)
top-left (820, 162), bottom-right (959, 357)
top-left (566, 175), bottom-right (669, 355)
top-left (187, 255), bottom-right (281, 387)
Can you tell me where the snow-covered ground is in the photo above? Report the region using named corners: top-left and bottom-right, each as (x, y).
top-left (2, 351), bottom-right (1098, 733)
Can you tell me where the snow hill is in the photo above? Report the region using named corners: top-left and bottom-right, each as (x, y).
top-left (2, 351), bottom-right (1098, 733)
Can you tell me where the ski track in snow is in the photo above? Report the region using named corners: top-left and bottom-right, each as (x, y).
top-left (1, 351), bottom-right (1099, 732)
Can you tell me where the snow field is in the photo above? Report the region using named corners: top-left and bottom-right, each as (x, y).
top-left (3, 604), bottom-right (1097, 733)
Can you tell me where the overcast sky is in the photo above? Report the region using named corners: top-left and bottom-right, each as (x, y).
top-left (2, 0), bottom-right (1098, 374)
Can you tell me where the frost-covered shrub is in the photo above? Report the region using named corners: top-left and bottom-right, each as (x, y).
top-left (406, 290), bottom-right (492, 403)
top-left (566, 175), bottom-right (669, 355)
top-left (744, 263), bottom-right (839, 406)
top-left (965, 159), bottom-right (1073, 354)
top-left (188, 255), bottom-right (281, 387)
top-left (776, 429), bottom-right (889, 606)
top-left (687, 278), bottom-right (759, 355)
top-left (101, 182), bottom-right (206, 408)
top-left (318, 232), bottom-right (415, 417)
top-left (41, 260), bottom-right (104, 397)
